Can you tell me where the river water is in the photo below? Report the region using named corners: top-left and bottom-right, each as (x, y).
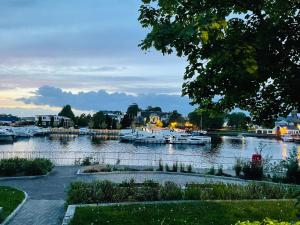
top-left (0, 135), bottom-right (299, 169)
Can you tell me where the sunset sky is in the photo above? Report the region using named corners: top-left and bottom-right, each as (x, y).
top-left (0, 0), bottom-right (193, 116)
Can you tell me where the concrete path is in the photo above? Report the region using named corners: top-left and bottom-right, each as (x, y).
top-left (0, 166), bottom-right (246, 225)
top-left (8, 200), bottom-right (65, 225)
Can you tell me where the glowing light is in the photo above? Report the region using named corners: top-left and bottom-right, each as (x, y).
top-left (169, 122), bottom-right (177, 129)
top-left (184, 122), bottom-right (193, 127)
top-left (279, 127), bottom-right (288, 135)
top-left (282, 144), bottom-right (287, 160)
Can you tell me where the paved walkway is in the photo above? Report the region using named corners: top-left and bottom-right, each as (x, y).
top-left (0, 166), bottom-right (246, 225)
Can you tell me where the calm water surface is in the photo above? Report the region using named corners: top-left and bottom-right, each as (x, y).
top-left (0, 135), bottom-right (299, 169)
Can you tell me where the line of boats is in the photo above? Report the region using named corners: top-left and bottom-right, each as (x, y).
top-left (120, 130), bottom-right (211, 145)
top-left (0, 126), bottom-right (49, 142)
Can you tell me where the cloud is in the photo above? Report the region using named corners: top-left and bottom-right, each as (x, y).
top-left (19, 86), bottom-right (194, 115)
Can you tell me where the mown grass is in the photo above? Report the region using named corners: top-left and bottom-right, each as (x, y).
top-left (0, 186), bottom-right (25, 222)
top-left (70, 200), bottom-right (299, 225)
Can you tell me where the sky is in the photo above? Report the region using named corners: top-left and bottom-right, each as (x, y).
top-left (0, 0), bottom-right (194, 116)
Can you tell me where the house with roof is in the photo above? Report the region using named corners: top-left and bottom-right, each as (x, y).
top-left (274, 110), bottom-right (300, 135)
top-left (35, 115), bottom-right (73, 128)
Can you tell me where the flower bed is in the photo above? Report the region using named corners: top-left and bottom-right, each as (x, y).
top-left (66, 180), bottom-right (300, 205)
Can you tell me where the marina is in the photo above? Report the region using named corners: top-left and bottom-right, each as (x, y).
top-left (0, 133), bottom-right (299, 170)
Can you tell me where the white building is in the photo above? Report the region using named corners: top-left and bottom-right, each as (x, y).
top-left (35, 115), bottom-right (72, 127)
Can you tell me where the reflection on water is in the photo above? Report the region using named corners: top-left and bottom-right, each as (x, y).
top-left (0, 135), bottom-right (299, 169)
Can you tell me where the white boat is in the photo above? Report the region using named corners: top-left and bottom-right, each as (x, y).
top-left (168, 133), bottom-right (211, 145)
top-left (0, 128), bottom-right (14, 142)
top-left (134, 134), bottom-right (167, 144)
top-left (281, 135), bottom-right (293, 142)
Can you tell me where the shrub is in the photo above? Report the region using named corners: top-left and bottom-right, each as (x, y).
top-left (23, 158), bottom-right (53, 176)
top-left (179, 163), bottom-right (185, 173)
top-left (160, 182), bottom-right (182, 200)
top-left (165, 164), bottom-right (171, 172)
top-left (66, 180), bottom-right (300, 205)
top-left (242, 161), bottom-right (263, 180)
top-left (157, 159), bottom-right (163, 171)
top-left (135, 180), bottom-right (159, 201)
top-left (283, 148), bottom-right (300, 184)
top-left (207, 166), bottom-right (215, 175)
top-left (236, 218), bottom-right (300, 225)
top-left (172, 162), bottom-right (178, 172)
top-left (216, 165), bottom-right (223, 176)
top-left (187, 164), bottom-right (192, 173)
top-left (81, 157), bottom-right (92, 166)
top-left (234, 159), bottom-right (243, 177)
top-left (0, 158), bottom-right (53, 177)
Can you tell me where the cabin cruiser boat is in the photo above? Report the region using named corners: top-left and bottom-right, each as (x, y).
top-left (134, 134), bottom-right (167, 144)
top-left (168, 133), bottom-right (211, 145)
top-left (281, 135), bottom-right (293, 142)
top-left (0, 127), bottom-right (14, 142)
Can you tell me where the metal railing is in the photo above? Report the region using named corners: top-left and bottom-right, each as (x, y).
top-left (0, 150), bottom-right (283, 170)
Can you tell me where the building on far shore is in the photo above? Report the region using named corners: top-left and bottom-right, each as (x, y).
top-left (256, 110), bottom-right (300, 135)
top-left (35, 115), bottom-right (73, 128)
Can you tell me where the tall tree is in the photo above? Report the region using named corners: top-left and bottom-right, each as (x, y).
top-left (92, 112), bottom-right (106, 129)
top-left (168, 110), bottom-right (184, 123)
top-left (139, 0), bottom-right (300, 125)
top-left (127, 104), bottom-right (140, 120)
top-left (227, 112), bottom-right (250, 130)
top-left (58, 105), bottom-right (75, 121)
top-left (189, 109), bottom-right (225, 130)
top-left (120, 114), bottom-right (132, 129)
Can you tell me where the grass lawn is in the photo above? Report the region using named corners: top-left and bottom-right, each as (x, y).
top-left (0, 186), bottom-right (25, 223)
top-left (70, 200), bottom-right (299, 225)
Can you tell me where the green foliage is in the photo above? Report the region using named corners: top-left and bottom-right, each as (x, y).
top-left (189, 109), bottom-right (225, 129)
top-left (58, 105), bottom-right (75, 121)
top-left (227, 112), bottom-right (251, 130)
top-left (172, 162), bottom-right (178, 172)
top-left (75, 113), bottom-right (91, 127)
top-left (184, 182), bottom-right (299, 201)
top-left (91, 111), bottom-right (106, 129)
top-left (139, 0), bottom-right (300, 125)
top-left (120, 114), bottom-right (132, 129)
top-left (207, 166), bottom-right (216, 175)
top-left (283, 148), bottom-right (300, 184)
top-left (242, 161), bottom-right (264, 180)
top-left (168, 110), bottom-right (184, 123)
top-left (80, 157), bottom-right (92, 166)
top-left (0, 187), bottom-right (25, 222)
top-left (236, 218), bottom-right (300, 225)
top-left (67, 180), bottom-right (160, 205)
top-left (70, 201), bottom-right (299, 225)
top-left (234, 159), bottom-right (243, 177)
top-left (0, 158), bottom-right (53, 177)
top-left (67, 180), bottom-right (299, 205)
top-left (160, 181), bottom-right (182, 200)
top-left (157, 159), bottom-right (163, 171)
top-left (127, 104), bottom-right (140, 120)
top-left (187, 164), bottom-right (192, 173)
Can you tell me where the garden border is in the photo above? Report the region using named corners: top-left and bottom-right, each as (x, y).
top-left (0, 170), bottom-right (53, 181)
top-left (0, 190), bottom-right (28, 225)
top-left (62, 199), bottom-right (296, 225)
top-left (76, 169), bottom-right (248, 183)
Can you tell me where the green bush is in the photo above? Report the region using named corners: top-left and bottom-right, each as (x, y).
top-left (236, 218), bottom-right (300, 225)
top-left (242, 161), bottom-right (264, 180)
top-left (184, 182), bottom-right (299, 201)
top-left (283, 148), bottom-right (300, 184)
top-left (67, 180), bottom-right (300, 205)
top-left (160, 181), bottom-right (182, 200)
top-left (0, 158), bottom-right (53, 177)
top-left (234, 159), bottom-right (243, 177)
